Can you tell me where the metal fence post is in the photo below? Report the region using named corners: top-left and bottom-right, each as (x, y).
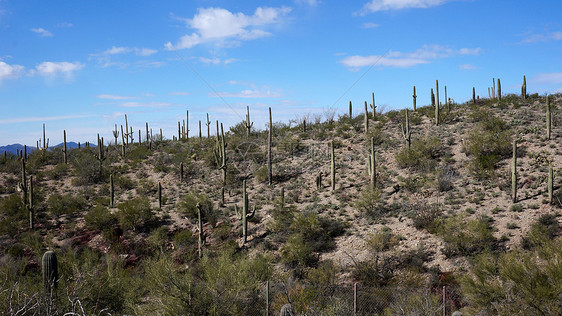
top-left (353, 282), bottom-right (358, 316)
top-left (266, 281), bottom-right (270, 316)
top-left (442, 285), bottom-right (446, 316)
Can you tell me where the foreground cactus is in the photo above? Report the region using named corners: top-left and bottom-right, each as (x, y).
top-left (42, 250), bottom-right (58, 293)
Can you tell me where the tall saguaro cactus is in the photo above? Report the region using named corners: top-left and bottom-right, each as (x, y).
top-left (268, 107), bottom-right (273, 185)
top-left (512, 140), bottom-right (517, 203)
top-left (96, 134), bottom-right (105, 176)
top-left (364, 101), bottom-right (369, 135)
top-left (349, 101), bottom-right (353, 118)
top-left (412, 86), bottom-right (417, 111)
top-left (368, 137), bottom-right (376, 188)
top-left (241, 179), bottom-right (255, 245)
top-left (548, 166), bottom-right (554, 205)
top-left (497, 78), bottom-right (501, 101)
top-left (63, 130), bottom-right (67, 164)
top-left (330, 140), bottom-right (335, 191)
top-left (546, 95), bottom-right (551, 140)
top-left (472, 87), bottom-right (476, 104)
top-left (42, 251), bottom-right (58, 293)
top-left (370, 92), bottom-right (376, 120)
top-left (206, 113), bottom-right (211, 138)
top-left (245, 106), bottom-right (254, 136)
top-left (401, 109), bottom-right (412, 148)
top-left (214, 123), bottom-right (228, 185)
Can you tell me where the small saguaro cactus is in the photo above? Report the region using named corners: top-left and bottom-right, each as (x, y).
top-left (268, 107), bottom-right (273, 185)
top-left (146, 122), bottom-right (150, 146)
top-left (110, 174), bottom-right (114, 207)
top-left (113, 124), bottom-right (119, 146)
top-left (546, 95), bottom-right (551, 140)
top-left (445, 85), bottom-right (449, 112)
top-left (158, 182), bottom-right (162, 209)
top-left (199, 120), bottom-right (202, 139)
top-left (349, 101), bottom-right (352, 118)
top-left (368, 137), bottom-right (376, 188)
top-left (241, 180), bottom-right (256, 245)
top-left (435, 80), bottom-right (439, 125)
top-left (512, 140), bottom-right (517, 203)
top-left (472, 87), bottom-right (476, 104)
top-left (63, 130), bottom-right (67, 164)
top-left (180, 162), bottom-right (184, 183)
top-left (38, 123), bottom-right (49, 157)
top-left (42, 250), bottom-right (58, 293)
top-left (548, 165), bottom-right (554, 205)
top-left (125, 114), bottom-right (130, 145)
top-left (401, 109), bottom-right (412, 148)
top-left (28, 175), bottom-right (34, 229)
top-left (120, 125), bottom-right (126, 157)
top-left (178, 121), bottom-right (181, 140)
top-left (522, 75), bottom-right (527, 99)
top-left (245, 106), bottom-right (254, 136)
top-left (497, 78), bottom-right (501, 101)
top-left (364, 101), bottom-right (369, 135)
top-left (370, 92), bottom-right (376, 120)
top-left (330, 140), bottom-right (335, 191)
top-left (96, 134), bottom-right (105, 176)
top-left (412, 86), bottom-right (417, 111)
top-left (206, 113), bottom-right (211, 138)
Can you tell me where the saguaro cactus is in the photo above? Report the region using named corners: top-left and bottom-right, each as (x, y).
top-left (445, 85), bottom-right (449, 112)
top-left (368, 137), bottom-right (376, 188)
top-left (214, 123), bottom-right (228, 185)
top-left (412, 86), bottom-right (417, 111)
top-left (113, 124), bottom-right (119, 146)
top-left (430, 88), bottom-right (435, 109)
top-left (401, 109), bottom-right (412, 148)
top-left (548, 165), bottom-right (554, 205)
top-left (512, 140), bottom-right (517, 203)
top-left (370, 92), bottom-right (376, 120)
top-left (245, 106), bottom-right (254, 136)
top-left (19, 159), bottom-right (28, 208)
top-left (42, 251), bottom-right (58, 293)
top-left (497, 78), bottom-right (501, 101)
top-left (268, 107), bottom-right (273, 185)
top-left (241, 179), bottom-right (255, 245)
top-left (522, 75), bottom-right (527, 99)
top-left (63, 130), bottom-right (67, 164)
top-left (546, 95), bottom-right (551, 140)
top-left (206, 113), bottom-right (211, 138)
top-left (435, 80), bottom-right (439, 125)
top-left (199, 120), bottom-right (202, 139)
top-left (349, 101), bottom-right (352, 118)
top-left (472, 87), bottom-right (476, 104)
top-left (364, 101), bottom-right (369, 135)
top-left (330, 140), bottom-right (335, 190)
top-left (96, 135), bottom-right (105, 176)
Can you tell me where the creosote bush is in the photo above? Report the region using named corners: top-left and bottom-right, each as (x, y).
top-left (47, 193), bottom-right (88, 215)
top-left (115, 197), bottom-right (154, 232)
top-left (396, 136), bottom-right (442, 172)
top-left (438, 214), bottom-right (496, 257)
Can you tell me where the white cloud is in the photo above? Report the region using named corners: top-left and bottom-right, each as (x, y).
top-left (97, 94), bottom-right (137, 100)
top-left (531, 73), bottom-right (562, 85)
top-left (0, 61), bottom-right (25, 80)
top-left (0, 114), bottom-right (95, 124)
top-left (459, 64), bottom-right (476, 70)
top-left (33, 61), bottom-right (84, 77)
top-left (120, 101), bottom-right (175, 108)
top-left (295, 0), bottom-right (319, 6)
top-left (165, 6), bottom-right (292, 50)
top-left (102, 46), bottom-right (132, 55)
top-left (358, 0), bottom-right (450, 15)
top-left (197, 56), bottom-right (238, 65)
top-left (136, 48), bottom-right (157, 56)
top-left (170, 91), bottom-right (189, 96)
top-left (361, 22), bottom-right (379, 28)
top-left (212, 89), bottom-right (282, 98)
top-left (521, 31), bottom-right (562, 43)
top-left (340, 45), bottom-right (481, 70)
top-left (31, 27), bottom-right (53, 37)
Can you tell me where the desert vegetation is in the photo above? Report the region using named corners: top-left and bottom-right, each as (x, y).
top-left (0, 78), bottom-right (561, 315)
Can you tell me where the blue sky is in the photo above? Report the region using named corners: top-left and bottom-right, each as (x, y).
top-left (1, 0), bottom-right (561, 146)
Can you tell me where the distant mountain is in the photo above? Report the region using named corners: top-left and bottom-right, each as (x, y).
top-left (0, 142), bottom-right (93, 155)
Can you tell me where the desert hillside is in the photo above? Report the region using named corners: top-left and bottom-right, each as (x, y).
top-left (1, 88), bottom-right (561, 315)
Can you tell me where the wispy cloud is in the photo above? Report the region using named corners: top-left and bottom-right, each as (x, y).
top-left (90, 46), bottom-right (159, 69)
top-left (120, 101), bottom-right (177, 108)
top-left (340, 45), bottom-right (481, 70)
top-left (361, 22), bottom-right (379, 28)
top-left (531, 72), bottom-right (562, 85)
top-left (196, 56), bottom-right (238, 65)
top-left (0, 114), bottom-right (95, 124)
top-left (295, 0), bottom-right (320, 6)
top-left (212, 89), bottom-right (282, 98)
top-left (32, 61), bottom-right (84, 77)
top-left (169, 91), bottom-right (190, 96)
top-left (98, 46), bottom-right (158, 56)
top-left (521, 31), bottom-right (562, 43)
top-left (31, 27), bottom-right (53, 37)
top-left (459, 64), bottom-right (476, 70)
top-left (0, 61), bottom-right (25, 80)
top-left (165, 6), bottom-right (292, 50)
top-left (357, 0), bottom-right (450, 15)
top-left (97, 94), bottom-right (138, 100)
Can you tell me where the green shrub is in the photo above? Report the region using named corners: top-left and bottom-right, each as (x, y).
top-left (47, 193), bottom-right (88, 215)
top-left (438, 214), bottom-right (496, 257)
top-left (115, 197), bottom-right (154, 231)
top-left (178, 192), bottom-right (218, 226)
top-left (409, 201), bottom-right (442, 231)
top-left (463, 112), bottom-right (512, 178)
top-left (84, 205), bottom-right (117, 231)
top-left (354, 187), bottom-right (384, 219)
top-left (396, 136), bottom-right (442, 172)
top-left (71, 149), bottom-right (104, 184)
top-left (460, 237), bottom-right (562, 315)
top-left (365, 227), bottom-right (400, 253)
top-left (281, 234), bottom-right (317, 275)
top-left (521, 213), bottom-right (559, 249)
